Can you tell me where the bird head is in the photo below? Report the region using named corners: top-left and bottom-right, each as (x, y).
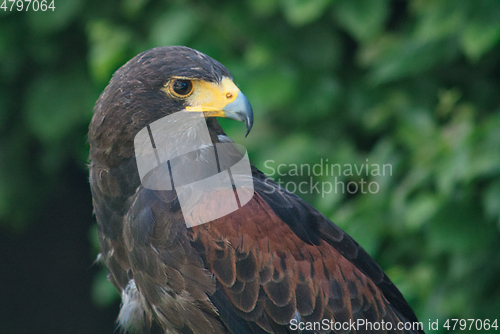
top-left (89, 46), bottom-right (253, 166)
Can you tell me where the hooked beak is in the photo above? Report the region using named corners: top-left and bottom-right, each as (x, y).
top-left (183, 77), bottom-right (254, 137)
top-left (222, 92), bottom-right (254, 137)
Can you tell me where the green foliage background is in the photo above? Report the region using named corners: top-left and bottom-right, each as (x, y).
top-left (1, 0), bottom-right (500, 333)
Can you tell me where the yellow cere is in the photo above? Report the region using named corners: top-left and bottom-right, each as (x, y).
top-left (184, 77), bottom-right (240, 117)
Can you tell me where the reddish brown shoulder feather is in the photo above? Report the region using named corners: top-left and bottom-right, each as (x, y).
top-left (190, 193), bottom-right (406, 333)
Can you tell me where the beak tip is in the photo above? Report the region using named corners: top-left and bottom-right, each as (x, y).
top-left (223, 91), bottom-right (254, 137)
top-left (244, 106), bottom-right (253, 137)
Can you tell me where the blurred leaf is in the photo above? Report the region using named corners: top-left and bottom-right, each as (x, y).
top-left (295, 28), bottom-right (342, 70)
top-left (397, 109), bottom-right (439, 154)
top-left (428, 200), bottom-right (494, 254)
top-left (247, 0), bottom-right (279, 16)
top-left (367, 38), bottom-right (459, 84)
top-left (265, 132), bottom-right (317, 166)
top-left (244, 44), bottom-right (274, 69)
top-left (483, 180), bottom-right (500, 221)
top-left (435, 88), bottom-right (462, 117)
top-left (340, 216), bottom-right (382, 256)
top-left (150, 6), bottom-right (200, 47)
top-left (294, 75), bottom-right (341, 121)
top-left (406, 192), bottom-right (441, 229)
top-left (88, 224), bottom-right (101, 258)
top-left (24, 69), bottom-right (94, 144)
top-left (244, 65), bottom-right (298, 112)
top-left (281, 0), bottom-right (332, 26)
top-left (388, 263), bottom-right (434, 307)
top-left (0, 25), bottom-right (24, 82)
top-left (87, 20), bottom-right (133, 83)
top-left (91, 269), bottom-right (120, 308)
top-left (333, 0), bottom-right (389, 41)
top-left (460, 0), bottom-right (500, 61)
top-left (122, 0), bottom-right (150, 18)
top-left (467, 114), bottom-right (500, 180)
top-left (27, 0), bottom-right (83, 33)
top-left (412, 0), bottom-right (463, 42)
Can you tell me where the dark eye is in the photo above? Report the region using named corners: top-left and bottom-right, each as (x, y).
top-left (172, 79), bottom-right (193, 96)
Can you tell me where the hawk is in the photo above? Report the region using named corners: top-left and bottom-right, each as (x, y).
top-left (89, 46), bottom-right (424, 334)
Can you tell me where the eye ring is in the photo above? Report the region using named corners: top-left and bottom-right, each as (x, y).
top-left (170, 79), bottom-right (193, 97)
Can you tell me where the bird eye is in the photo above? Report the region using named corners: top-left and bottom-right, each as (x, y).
top-left (171, 79), bottom-right (193, 96)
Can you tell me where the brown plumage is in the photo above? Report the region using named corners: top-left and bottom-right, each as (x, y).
top-left (89, 46), bottom-right (424, 334)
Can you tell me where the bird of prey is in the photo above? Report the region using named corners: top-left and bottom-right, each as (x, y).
top-left (89, 46), bottom-right (424, 334)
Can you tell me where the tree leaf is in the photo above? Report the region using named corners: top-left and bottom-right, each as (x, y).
top-left (333, 0), bottom-right (389, 42)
